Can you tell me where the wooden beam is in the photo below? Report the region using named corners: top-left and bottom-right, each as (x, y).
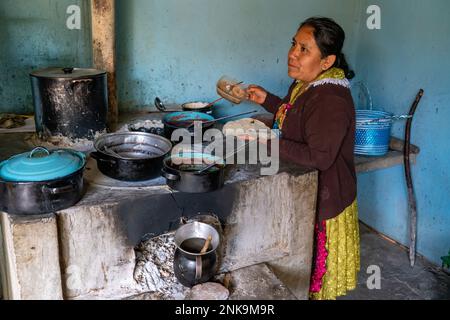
top-left (91, 0), bottom-right (118, 131)
top-left (389, 136), bottom-right (420, 154)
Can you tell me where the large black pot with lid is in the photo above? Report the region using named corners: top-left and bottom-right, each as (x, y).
top-left (0, 147), bottom-right (86, 215)
top-left (30, 67), bottom-right (108, 141)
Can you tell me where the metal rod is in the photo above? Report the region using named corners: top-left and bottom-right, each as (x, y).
top-left (187, 110), bottom-right (258, 129)
top-left (196, 141), bottom-right (251, 174)
top-left (203, 97), bottom-right (224, 108)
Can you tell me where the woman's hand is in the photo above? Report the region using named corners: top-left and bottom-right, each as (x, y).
top-left (246, 85), bottom-right (268, 105)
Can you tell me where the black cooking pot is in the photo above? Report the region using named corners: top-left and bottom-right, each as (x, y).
top-left (30, 67), bottom-right (108, 140)
top-left (0, 147), bottom-right (86, 215)
top-left (92, 132), bottom-right (172, 181)
top-left (162, 111), bottom-right (215, 143)
top-left (161, 152), bottom-right (225, 193)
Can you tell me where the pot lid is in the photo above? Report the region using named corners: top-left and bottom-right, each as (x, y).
top-left (30, 67), bottom-right (106, 79)
top-left (0, 147), bottom-right (86, 182)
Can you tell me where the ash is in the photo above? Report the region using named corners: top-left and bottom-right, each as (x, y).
top-left (118, 119), bottom-right (163, 132)
top-left (134, 233), bottom-right (189, 300)
top-left (25, 130), bottom-right (106, 152)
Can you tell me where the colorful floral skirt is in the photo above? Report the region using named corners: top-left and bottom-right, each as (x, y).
top-left (309, 200), bottom-right (360, 300)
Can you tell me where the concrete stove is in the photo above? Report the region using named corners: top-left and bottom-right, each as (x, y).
top-left (0, 131), bottom-right (318, 300)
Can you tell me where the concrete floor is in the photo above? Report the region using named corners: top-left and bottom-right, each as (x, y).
top-left (340, 223), bottom-right (450, 300)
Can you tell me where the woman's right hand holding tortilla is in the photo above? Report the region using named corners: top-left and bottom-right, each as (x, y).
top-left (246, 85), bottom-right (268, 105)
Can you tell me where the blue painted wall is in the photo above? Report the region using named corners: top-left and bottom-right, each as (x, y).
top-left (353, 0), bottom-right (450, 266)
top-left (0, 0), bottom-right (92, 114)
top-left (0, 0), bottom-right (361, 114)
top-left (116, 0), bottom-right (360, 117)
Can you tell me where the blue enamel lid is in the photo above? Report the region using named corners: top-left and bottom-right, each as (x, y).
top-left (0, 147), bottom-right (86, 182)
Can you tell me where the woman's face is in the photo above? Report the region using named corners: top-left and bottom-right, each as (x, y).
top-left (288, 26), bottom-right (329, 83)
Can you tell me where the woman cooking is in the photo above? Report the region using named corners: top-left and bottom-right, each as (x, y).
top-left (246, 17), bottom-right (358, 300)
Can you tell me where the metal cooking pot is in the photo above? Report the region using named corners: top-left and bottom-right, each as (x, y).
top-left (173, 221), bottom-right (220, 287)
top-left (162, 111), bottom-right (215, 143)
top-left (91, 132), bottom-right (172, 181)
top-left (0, 147), bottom-right (86, 215)
top-left (30, 67), bottom-right (108, 141)
top-left (161, 152), bottom-right (225, 193)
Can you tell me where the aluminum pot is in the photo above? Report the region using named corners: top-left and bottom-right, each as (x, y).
top-left (92, 132), bottom-right (172, 181)
top-left (30, 67), bottom-right (108, 141)
top-left (161, 152), bottom-right (225, 193)
top-left (0, 147), bottom-right (86, 215)
top-left (173, 221), bottom-right (220, 287)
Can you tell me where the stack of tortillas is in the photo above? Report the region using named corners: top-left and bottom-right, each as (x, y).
top-left (223, 118), bottom-right (277, 141)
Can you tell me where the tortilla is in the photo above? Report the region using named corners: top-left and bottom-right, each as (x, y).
top-left (182, 102), bottom-right (209, 110)
top-left (222, 118), bottom-right (277, 141)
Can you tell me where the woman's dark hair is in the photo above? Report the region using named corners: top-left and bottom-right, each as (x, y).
top-left (300, 17), bottom-right (355, 79)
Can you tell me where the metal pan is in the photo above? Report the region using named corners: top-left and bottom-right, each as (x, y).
top-left (92, 132), bottom-right (172, 181)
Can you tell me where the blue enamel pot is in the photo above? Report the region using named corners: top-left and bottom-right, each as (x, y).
top-left (0, 147), bottom-right (86, 215)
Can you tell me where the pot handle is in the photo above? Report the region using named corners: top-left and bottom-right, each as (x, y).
top-left (154, 97), bottom-right (166, 112)
top-left (43, 183), bottom-right (77, 195)
top-left (195, 256), bottom-right (203, 280)
top-left (62, 67), bottom-right (74, 74)
top-left (29, 147), bottom-right (50, 158)
top-left (90, 151), bottom-right (116, 164)
top-left (161, 168), bottom-right (180, 181)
